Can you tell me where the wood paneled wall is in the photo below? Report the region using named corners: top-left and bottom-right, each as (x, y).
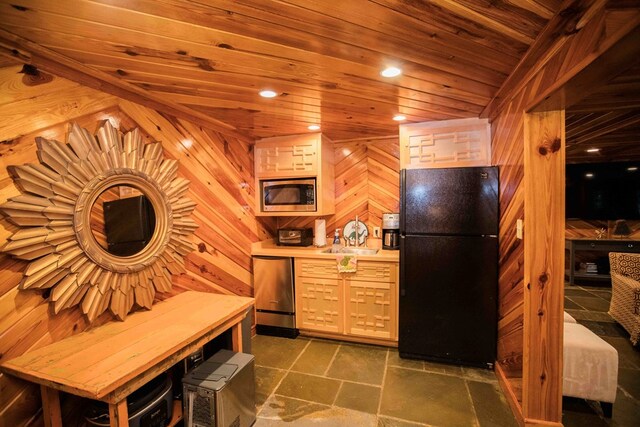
top-left (0, 64), bottom-right (274, 425)
top-left (566, 219), bottom-right (640, 239)
top-left (491, 5), bottom-right (640, 426)
top-left (277, 137), bottom-right (400, 241)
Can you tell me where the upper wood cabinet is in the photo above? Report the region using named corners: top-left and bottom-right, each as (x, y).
top-left (254, 133), bottom-right (335, 216)
top-left (399, 118), bottom-right (491, 169)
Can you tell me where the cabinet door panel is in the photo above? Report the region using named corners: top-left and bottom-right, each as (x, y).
top-left (349, 261), bottom-right (396, 283)
top-left (295, 277), bottom-right (342, 333)
top-left (346, 281), bottom-right (394, 339)
top-left (297, 258), bottom-right (339, 279)
top-left (255, 140), bottom-right (317, 177)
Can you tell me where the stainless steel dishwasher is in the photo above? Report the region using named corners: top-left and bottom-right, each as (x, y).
top-left (253, 256), bottom-right (298, 338)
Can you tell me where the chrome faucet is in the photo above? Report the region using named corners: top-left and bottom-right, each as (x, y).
top-left (354, 215), bottom-right (359, 248)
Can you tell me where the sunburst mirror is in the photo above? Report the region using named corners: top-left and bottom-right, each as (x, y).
top-left (0, 121), bottom-right (197, 322)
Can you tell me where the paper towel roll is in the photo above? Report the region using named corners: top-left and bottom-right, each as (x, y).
top-left (314, 219), bottom-right (327, 247)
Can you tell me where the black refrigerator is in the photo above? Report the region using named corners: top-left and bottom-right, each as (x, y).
top-left (399, 167), bottom-right (499, 368)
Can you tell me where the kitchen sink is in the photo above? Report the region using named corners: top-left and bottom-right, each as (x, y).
top-left (321, 247), bottom-right (379, 255)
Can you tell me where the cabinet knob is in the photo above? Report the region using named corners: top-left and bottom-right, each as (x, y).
top-left (590, 243), bottom-right (596, 248)
top-left (629, 244), bottom-right (634, 248)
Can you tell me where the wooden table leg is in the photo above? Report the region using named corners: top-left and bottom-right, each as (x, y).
top-left (40, 385), bottom-right (62, 427)
top-left (109, 398), bottom-right (128, 427)
top-left (231, 321), bottom-right (243, 353)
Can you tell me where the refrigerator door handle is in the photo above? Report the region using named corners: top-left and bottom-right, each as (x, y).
top-left (399, 235), bottom-right (406, 297)
top-left (400, 169), bottom-right (406, 233)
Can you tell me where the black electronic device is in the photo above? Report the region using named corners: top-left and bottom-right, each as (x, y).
top-left (103, 195), bottom-right (156, 256)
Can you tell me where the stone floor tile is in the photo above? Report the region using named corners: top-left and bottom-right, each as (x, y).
top-left (387, 350), bottom-right (424, 370)
top-left (423, 360), bottom-right (464, 376)
top-left (326, 344), bottom-right (388, 385)
top-left (256, 394), bottom-right (376, 426)
top-left (569, 296), bottom-right (611, 312)
top-left (275, 371), bottom-right (341, 405)
top-left (564, 288), bottom-right (597, 298)
top-left (255, 366), bottom-right (286, 407)
top-left (379, 366), bottom-right (475, 426)
top-left (377, 416), bottom-right (428, 426)
top-left (618, 367), bottom-right (640, 401)
top-left (291, 340), bottom-right (340, 375)
top-left (467, 380), bottom-right (518, 427)
top-left (461, 366), bottom-right (498, 384)
top-left (334, 381), bottom-right (381, 414)
top-left (579, 320), bottom-right (627, 338)
top-left (562, 397), bottom-right (609, 427)
top-left (252, 335), bottom-right (309, 369)
top-left (564, 298), bottom-right (583, 310)
top-left (602, 337), bottom-right (640, 369)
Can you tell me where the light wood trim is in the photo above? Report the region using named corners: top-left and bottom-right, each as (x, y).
top-left (0, 28), bottom-right (250, 142)
top-left (231, 322), bottom-right (243, 353)
top-left (523, 111), bottom-right (564, 422)
top-left (108, 399), bottom-right (128, 427)
top-left (319, 133), bottom-right (336, 216)
top-left (40, 386), bottom-right (62, 427)
top-left (495, 362), bottom-right (525, 427)
top-left (167, 400), bottom-right (183, 427)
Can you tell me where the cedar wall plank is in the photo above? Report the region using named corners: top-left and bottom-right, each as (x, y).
top-left (491, 6), bottom-right (640, 425)
top-left (0, 66), bottom-right (273, 425)
top-left (279, 137), bottom-right (400, 237)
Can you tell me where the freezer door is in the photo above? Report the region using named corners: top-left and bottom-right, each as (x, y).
top-left (401, 167), bottom-right (498, 235)
top-left (399, 235), bottom-right (497, 366)
top-left (253, 256), bottom-right (294, 313)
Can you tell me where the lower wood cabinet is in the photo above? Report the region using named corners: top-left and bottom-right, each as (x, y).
top-left (296, 276), bottom-right (343, 333)
top-left (294, 257), bottom-right (398, 343)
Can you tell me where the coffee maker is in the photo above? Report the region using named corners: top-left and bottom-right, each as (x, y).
top-left (382, 213), bottom-right (400, 250)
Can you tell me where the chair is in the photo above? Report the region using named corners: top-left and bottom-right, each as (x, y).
top-left (608, 252), bottom-right (640, 345)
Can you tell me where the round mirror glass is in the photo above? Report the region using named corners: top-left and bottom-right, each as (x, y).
top-left (90, 185), bottom-right (157, 257)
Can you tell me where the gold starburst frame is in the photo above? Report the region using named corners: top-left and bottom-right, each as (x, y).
top-left (0, 121), bottom-right (197, 322)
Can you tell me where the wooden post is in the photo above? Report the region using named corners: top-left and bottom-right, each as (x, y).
top-left (523, 110), bottom-right (565, 425)
top-left (231, 322), bottom-right (243, 353)
top-left (40, 386), bottom-right (63, 427)
top-left (109, 398), bottom-right (129, 427)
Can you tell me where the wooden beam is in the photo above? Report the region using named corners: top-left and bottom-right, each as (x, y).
top-left (523, 110), bottom-right (565, 423)
top-left (40, 386), bottom-right (62, 427)
top-left (0, 28), bottom-right (252, 143)
top-left (529, 17), bottom-right (640, 112)
top-left (482, 0), bottom-right (603, 119)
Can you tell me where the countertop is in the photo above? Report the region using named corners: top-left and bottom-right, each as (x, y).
top-left (251, 239), bottom-right (400, 262)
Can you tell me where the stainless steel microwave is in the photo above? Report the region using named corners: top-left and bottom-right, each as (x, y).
top-left (260, 178), bottom-right (316, 212)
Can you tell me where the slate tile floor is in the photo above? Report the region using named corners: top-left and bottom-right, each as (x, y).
top-left (563, 284), bottom-right (640, 426)
top-left (252, 335), bottom-right (517, 426)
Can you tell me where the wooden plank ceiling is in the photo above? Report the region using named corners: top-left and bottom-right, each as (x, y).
top-left (0, 0), bottom-right (563, 141)
top-left (566, 62), bottom-right (640, 163)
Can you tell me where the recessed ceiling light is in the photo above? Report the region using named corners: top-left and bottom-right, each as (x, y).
top-left (628, 167), bottom-right (638, 171)
top-left (381, 66), bottom-right (402, 78)
top-left (585, 173), bottom-right (594, 178)
top-left (393, 114), bottom-right (406, 121)
top-left (308, 124), bottom-right (320, 131)
top-left (259, 89), bottom-right (278, 98)
top-left (586, 148), bottom-right (600, 153)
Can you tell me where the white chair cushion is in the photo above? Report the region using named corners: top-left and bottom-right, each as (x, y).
top-left (563, 323), bottom-right (618, 403)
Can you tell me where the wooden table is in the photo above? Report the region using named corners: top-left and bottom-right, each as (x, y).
top-left (565, 238), bottom-right (640, 285)
top-left (0, 291), bottom-right (254, 427)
